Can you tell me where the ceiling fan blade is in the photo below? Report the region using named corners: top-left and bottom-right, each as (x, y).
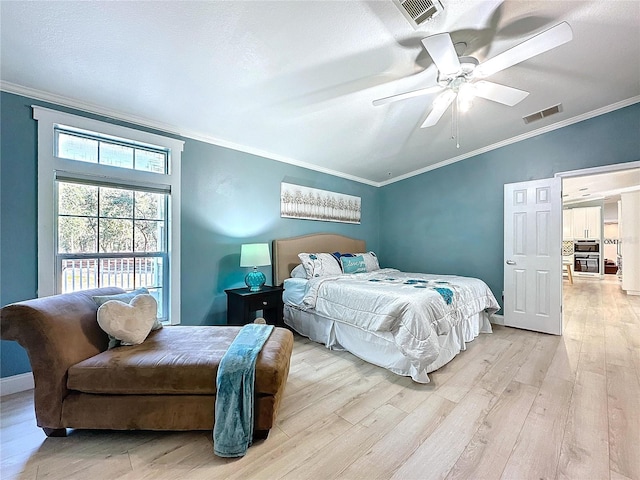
top-left (421, 33), bottom-right (462, 76)
top-left (475, 22), bottom-right (573, 78)
top-left (474, 81), bottom-right (529, 106)
top-left (372, 85), bottom-right (443, 106)
top-left (421, 90), bottom-right (456, 128)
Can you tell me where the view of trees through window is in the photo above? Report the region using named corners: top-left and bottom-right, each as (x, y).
top-left (57, 182), bottom-right (167, 318)
top-left (58, 183), bottom-right (165, 253)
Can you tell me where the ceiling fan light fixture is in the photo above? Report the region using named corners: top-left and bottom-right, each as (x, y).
top-left (458, 99), bottom-right (473, 113)
top-left (437, 56), bottom-right (478, 87)
top-left (457, 92), bottom-right (474, 113)
top-left (457, 83), bottom-right (476, 111)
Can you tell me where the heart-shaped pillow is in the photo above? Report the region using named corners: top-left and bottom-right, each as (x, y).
top-left (97, 294), bottom-right (157, 346)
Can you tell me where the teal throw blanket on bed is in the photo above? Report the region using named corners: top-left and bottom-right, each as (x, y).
top-left (213, 323), bottom-right (274, 458)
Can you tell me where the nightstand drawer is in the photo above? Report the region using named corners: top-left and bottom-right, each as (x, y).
top-left (247, 294), bottom-right (279, 311)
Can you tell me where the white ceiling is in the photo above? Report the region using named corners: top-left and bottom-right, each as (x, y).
top-left (1, 1), bottom-right (639, 186)
top-left (563, 167), bottom-right (640, 205)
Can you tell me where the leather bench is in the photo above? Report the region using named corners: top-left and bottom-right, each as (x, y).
top-left (1, 288), bottom-right (293, 438)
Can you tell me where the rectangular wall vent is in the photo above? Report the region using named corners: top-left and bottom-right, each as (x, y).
top-left (523, 104), bottom-right (562, 124)
top-left (393, 0), bottom-right (444, 29)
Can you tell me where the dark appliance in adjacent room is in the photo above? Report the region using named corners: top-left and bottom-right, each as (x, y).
top-left (574, 240), bottom-right (600, 274)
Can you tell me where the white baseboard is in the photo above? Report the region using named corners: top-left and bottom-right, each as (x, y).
top-left (490, 313), bottom-right (505, 326)
top-left (0, 372), bottom-right (34, 396)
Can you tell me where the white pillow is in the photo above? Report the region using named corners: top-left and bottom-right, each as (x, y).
top-left (97, 294), bottom-right (158, 346)
top-left (356, 251), bottom-right (380, 272)
top-left (298, 253), bottom-right (342, 278)
top-left (93, 287), bottom-right (163, 332)
top-left (290, 264), bottom-right (307, 278)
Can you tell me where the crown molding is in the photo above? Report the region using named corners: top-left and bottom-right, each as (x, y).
top-left (1, 81), bottom-right (184, 138)
top-left (377, 96), bottom-right (640, 187)
top-left (0, 81), bottom-right (378, 187)
top-left (183, 129), bottom-right (380, 187)
top-left (3, 81), bottom-right (637, 189)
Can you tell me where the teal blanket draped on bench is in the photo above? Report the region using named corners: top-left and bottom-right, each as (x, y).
top-left (213, 323), bottom-right (274, 457)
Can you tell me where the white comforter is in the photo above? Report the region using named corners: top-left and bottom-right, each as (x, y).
top-left (300, 268), bottom-right (500, 363)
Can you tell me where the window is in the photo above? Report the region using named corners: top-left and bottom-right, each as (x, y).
top-left (56, 181), bottom-right (169, 318)
top-left (55, 126), bottom-right (167, 173)
top-left (33, 107), bottom-right (183, 324)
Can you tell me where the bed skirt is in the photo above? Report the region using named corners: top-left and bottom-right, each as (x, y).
top-left (284, 305), bottom-right (493, 383)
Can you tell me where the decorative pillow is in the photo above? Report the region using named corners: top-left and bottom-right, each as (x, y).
top-left (93, 287), bottom-right (163, 331)
top-left (97, 294), bottom-right (158, 346)
top-left (355, 251), bottom-right (380, 272)
top-left (290, 264), bottom-right (307, 279)
top-left (333, 251), bottom-right (380, 272)
top-left (340, 255), bottom-right (367, 274)
top-left (331, 252), bottom-right (354, 261)
top-left (298, 253), bottom-right (342, 278)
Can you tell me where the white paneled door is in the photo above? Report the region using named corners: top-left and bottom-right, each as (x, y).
top-left (504, 178), bottom-right (562, 335)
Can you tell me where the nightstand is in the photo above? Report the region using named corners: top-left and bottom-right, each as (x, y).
top-left (225, 285), bottom-right (284, 326)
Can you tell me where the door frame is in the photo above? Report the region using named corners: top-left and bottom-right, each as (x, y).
top-left (555, 161), bottom-right (640, 185)
top-left (555, 160), bottom-right (640, 303)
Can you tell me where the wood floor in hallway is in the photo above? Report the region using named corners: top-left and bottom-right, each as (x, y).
top-left (1, 277), bottom-right (638, 480)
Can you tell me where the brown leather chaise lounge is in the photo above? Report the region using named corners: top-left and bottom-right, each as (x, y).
top-left (0, 287), bottom-right (294, 438)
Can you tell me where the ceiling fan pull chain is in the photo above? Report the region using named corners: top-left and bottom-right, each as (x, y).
top-left (451, 98), bottom-right (458, 140)
top-left (450, 101), bottom-right (455, 140)
top-left (449, 95), bottom-right (460, 149)
top-left (456, 97), bottom-right (460, 149)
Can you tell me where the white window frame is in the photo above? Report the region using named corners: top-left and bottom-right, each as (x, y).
top-left (33, 106), bottom-right (183, 325)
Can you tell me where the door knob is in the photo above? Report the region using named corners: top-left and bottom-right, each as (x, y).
top-left (506, 260), bottom-right (516, 265)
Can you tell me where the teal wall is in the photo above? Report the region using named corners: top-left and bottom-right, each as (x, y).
top-left (1, 93), bottom-right (39, 378)
top-left (2, 89), bottom-right (638, 380)
top-left (180, 139), bottom-right (380, 326)
top-left (0, 91), bottom-right (379, 377)
top-left (379, 102), bottom-right (640, 309)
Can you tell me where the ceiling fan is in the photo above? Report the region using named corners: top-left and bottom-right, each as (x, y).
top-left (373, 22), bottom-right (573, 129)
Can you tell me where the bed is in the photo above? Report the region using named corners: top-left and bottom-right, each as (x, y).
top-left (273, 233), bottom-right (500, 383)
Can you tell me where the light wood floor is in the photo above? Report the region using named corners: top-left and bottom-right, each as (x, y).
top-left (1, 277), bottom-right (639, 480)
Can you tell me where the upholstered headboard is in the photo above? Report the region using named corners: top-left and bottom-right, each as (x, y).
top-left (272, 233), bottom-right (366, 286)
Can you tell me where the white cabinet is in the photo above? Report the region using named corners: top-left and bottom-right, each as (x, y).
top-left (563, 209), bottom-right (573, 240)
top-left (586, 207), bottom-right (601, 239)
top-left (571, 206), bottom-right (601, 240)
top-left (620, 191), bottom-right (640, 295)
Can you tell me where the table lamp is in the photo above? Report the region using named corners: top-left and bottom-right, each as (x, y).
top-left (240, 243), bottom-right (271, 291)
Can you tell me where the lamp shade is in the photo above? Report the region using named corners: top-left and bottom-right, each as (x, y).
top-left (240, 243), bottom-right (271, 267)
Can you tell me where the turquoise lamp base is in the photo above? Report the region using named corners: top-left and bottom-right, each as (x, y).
top-left (245, 268), bottom-right (266, 292)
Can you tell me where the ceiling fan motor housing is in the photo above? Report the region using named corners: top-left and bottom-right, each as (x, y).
top-left (437, 56), bottom-right (478, 88)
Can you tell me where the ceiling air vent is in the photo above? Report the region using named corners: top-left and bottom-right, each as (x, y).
top-left (523, 104), bottom-right (562, 124)
top-left (393, 0), bottom-right (444, 29)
